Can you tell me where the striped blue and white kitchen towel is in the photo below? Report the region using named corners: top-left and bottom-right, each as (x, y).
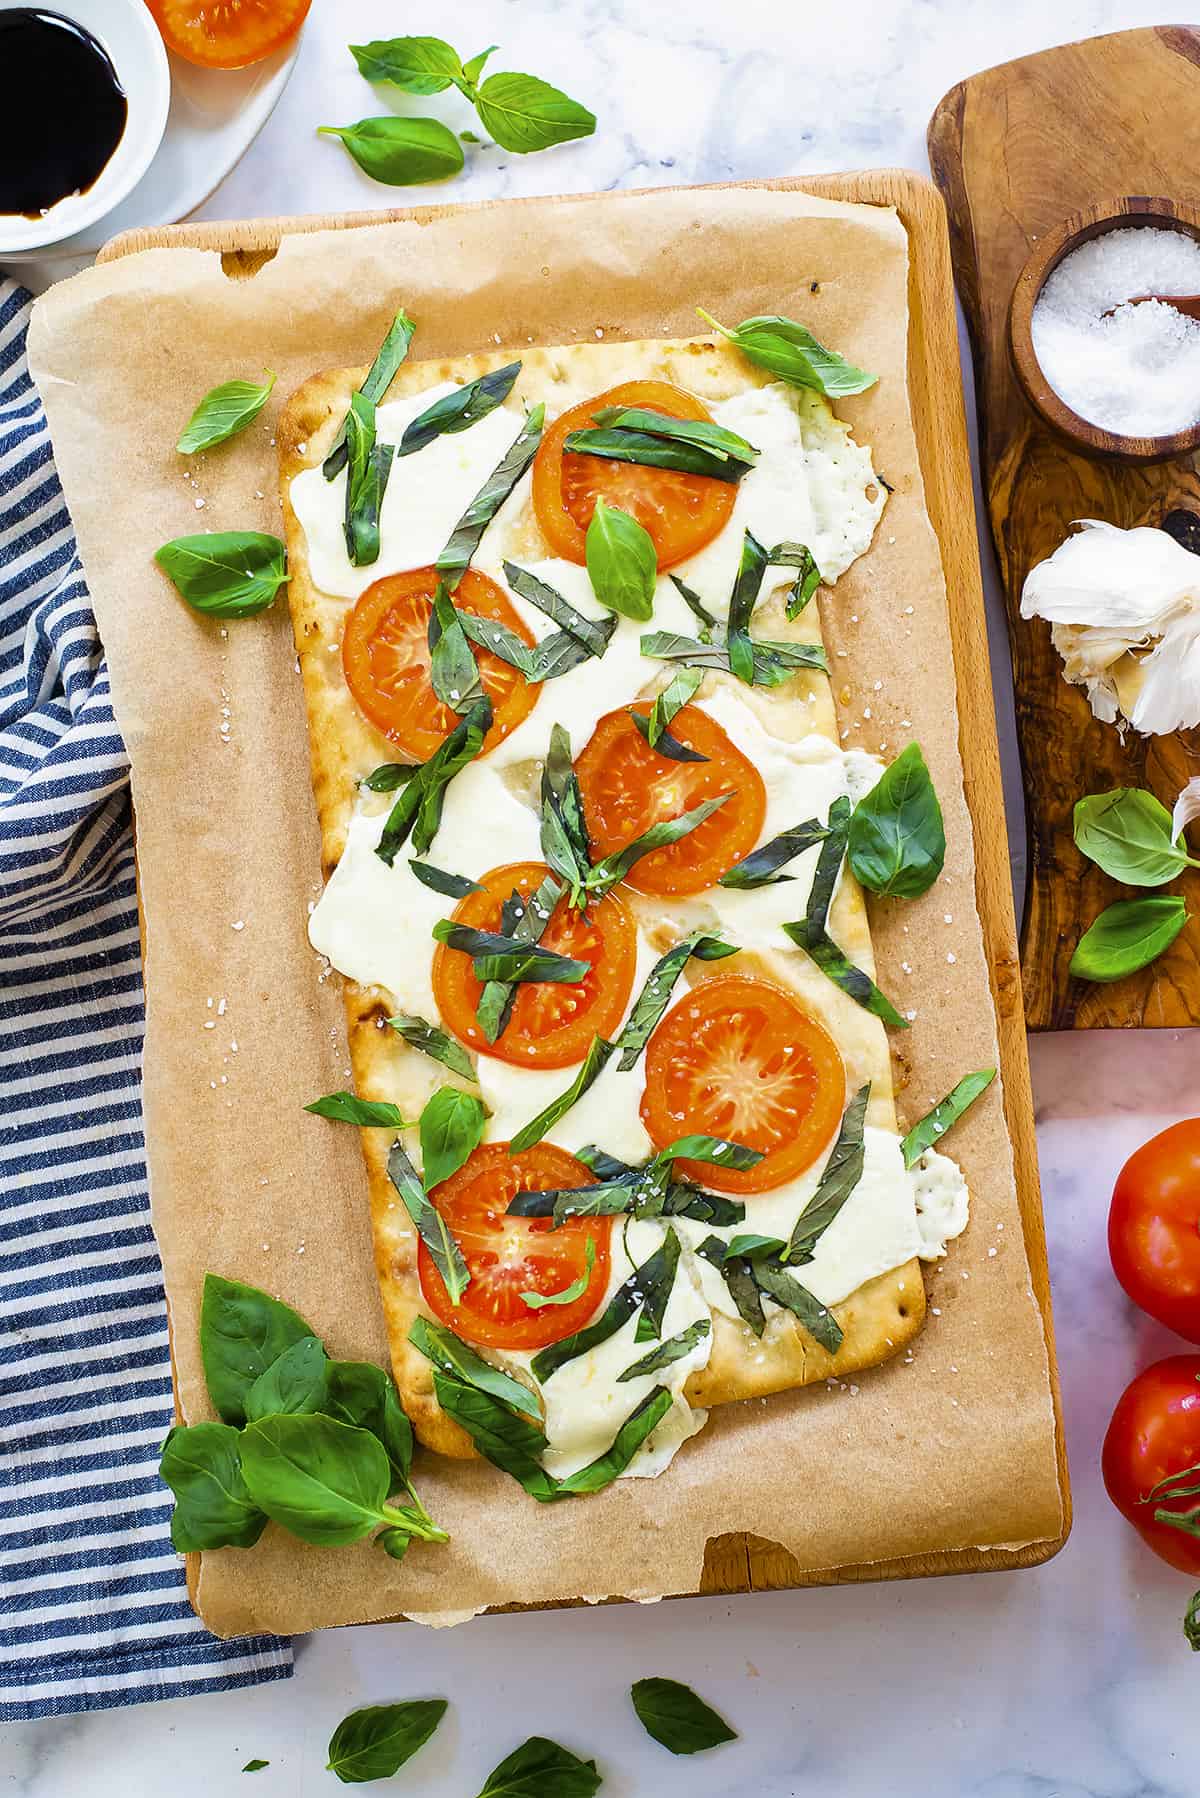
top-left (0, 279), bottom-right (293, 1719)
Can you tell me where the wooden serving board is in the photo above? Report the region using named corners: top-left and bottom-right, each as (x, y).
top-left (99, 171), bottom-right (1067, 1594)
top-left (929, 25), bottom-right (1200, 1030)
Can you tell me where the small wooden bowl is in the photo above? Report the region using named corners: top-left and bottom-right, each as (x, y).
top-left (1009, 195), bottom-right (1200, 464)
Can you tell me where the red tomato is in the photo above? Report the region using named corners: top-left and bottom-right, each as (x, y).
top-left (531, 381), bottom-right (736, 568)
top-left (1103, 1356), bottom-right (1200, 1574)
top-left (1110, 1120), bottom-right (1200, 1344)
top-left (417, 1143), bottom-right (611, 1350)
top-left (574, 705), bottom-right (766, 896)
top-left (431, 861), bottom-right (637, 1069)
top-left (640, 973), bottom-right (846, 1193)
top-left (145, 0), bottom-right (310, 67)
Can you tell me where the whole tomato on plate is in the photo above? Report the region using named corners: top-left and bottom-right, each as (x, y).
top-left (1109, 1119), bottom-right (1200, 1343)
top-left (1103, 1356), bottom-right (1200, 1574)
top-left (145, 0), bottom-right (310, 68)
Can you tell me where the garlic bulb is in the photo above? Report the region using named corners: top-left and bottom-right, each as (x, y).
top-left (1020, 519), bottom-right (1200, 735)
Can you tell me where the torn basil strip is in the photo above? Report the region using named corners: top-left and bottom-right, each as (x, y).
top-left (531, 1228), bottom-right (681, 1382)
top-left (407, 861), bottom-right (483, 900)
top-left (584, 792), bottom-right (732, 902)
top-left (305, 1092), bottom-right (409, 1128)
top-left (343, 394), bottom-right (395, 568)
top-left (432, 919), bottom-right (590, 987)
top-left (591, 406), bottom-right (759, 468)
top-left (629, 665), bottom-right (707, 763)
top-left (525, 630), bottom-right (600, 681)
top-left (901, 1068), bottom-right (995, 1169)
top-left (563, 425), bottom-right (751, 483)
top-left (657, 1135), bottom-right (762, 1173)
top-left (634, 1226), bottom-right (681, 1343)
top-left (521, 1238), bottom-right (596, 1309)
top-left (640, 629), bottom-right (826, 683)
top-left (724, 1233), bottom-right (787, 1261)
top-left (784, 1084), bottom-right (870, 1264)
top-left (362, 761), bottom-right (419, 792)
top-left (753, 1258), bottom-right (844, 1353)
top-left (436, 403), bottom-right (545, 590)
top-left (551, 1386), bottom-right (673, 1496)
top-left (509, 1035), bottom-right (616, 1154)
top-left (789, 926), bottom-right (910, 1029)
top-left (408, 1314), bottom-right (542, 1421)
top-left (475, 872), bottom-right (562, 1045)
top-left (431, 1371), bottom-right (558, 1500)
top-left (386, 1013), bottom-right (476, 1081)
top-left (456, 607), bottom-right (598, 684)
top-left (501, 560), bottom-right (616, 657)
top-left (805, 794), bottom-right (850, 936)
top-left (615, 929), bottom-right (736, 1071)
top-left (630, 710), bottom-right (707, 764)
top-left (718, 818), bottom-right (829, 890)
top-left (669, 573), bottom-right (718, 637)
top-left (386, 1143), bottom-right (469, 1305)
top-left (428, 582), bottom-right (483, 714)
top-left (398, 362), bottom-right (521, 456)
top-left (726, 528), bottom-right (771, 684)
top-left (771, 540), bottom-right (822, 617)
top-left (375, 697), bottom-right (492, 865)
top-left (324, 307), bottom-right (416, 478)
top-left (506, 1169), bottom-right (744, 1230)
top-left (618, 1318), bottom-right (711, 1382)
top-left (697, 1236), bottom-right (765, 1335)
top-left (539, 724), bottom-right (592, 898)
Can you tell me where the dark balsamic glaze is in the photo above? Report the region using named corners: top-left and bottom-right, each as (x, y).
top-left (0, 10), bottom-right (128, 219)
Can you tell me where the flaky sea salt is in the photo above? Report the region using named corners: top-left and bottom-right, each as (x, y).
top-left (1031, 226), bottom-right (1200, 435)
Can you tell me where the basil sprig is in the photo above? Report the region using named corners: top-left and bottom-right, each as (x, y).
top-left (901, 1068), bottom-right (995, 1167)
top-left (502, 559), bottom-right (616, 657)
top-left (564, 409), bottom-right (757, 482)
top-left (509, 1034), bottom-right (615, 1153)
top-left (615, 928), bottom-right (737, 1070)
top-left (400, 362), bottom-right (521, 455)
top-left (847, 742), bottom-right (946, 898)
top-left (160, 1422), bottom-right (266, 1552)
top-left (176, 370), bottom-right (275, 454)
top-left (719, 817), bottom-right (828, 889)
top-left (326, 1700), bottom-right (448, 1785)
top-left (318, 116), bottom-right (465, 185)
top-left (586, 497), bottom-right (657, 622)
top-left (697, 307), bottom-right (877, 397)
top-left (419, 1085), bottom-right (486, 1188)
top-left (386, 1012), bottom-right (476, 1080)
top-left (428, 580), bottom-right (484, 714)
top-left (239, 1413), bottom-right (446, 1547)
top-left (1074, 787), bottom-right (1200, 885)
top-left (522, 1237), bottom-right (596, 1309)
top-left (343, 391), bottom-right (395, 566)
top-left (305, 1092), bottom-right (410, 1128)
top-left (630, 666), bottom-right (707, 762)
top-left (630, 1677), bottom-right (737, 1756)
top-left (154, 532), bottom-right (289, 620)
top-left (783, 1084), bottom-right (869, 1263)
top-left (346, 37), bottom-right (596, 156)
top-left (325, 309), bottom-right (416, 478)
top-left (475, 873), bottom-right (563, 1044)
top-left (1069, 897), bottom-right (1188, 982)
top-left (474, 1737), bottom-right (601, 1798)
top-left (374, 696), bottom-right (492, 864)
top-left (386, 1141), bottom-right (470, 1304)
top-left (531, 1227), bottom-right (683, 1382)
top-left (784, 797), bottom-right (908, 1028)
top-left (619, 1316), bottom-right (710, 1381)
top-left (437, 405), bottom-right (545, 589)
top-left (349, 34), bottom-right (468, 91)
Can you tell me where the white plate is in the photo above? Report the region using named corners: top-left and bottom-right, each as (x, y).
top-left (4, 30), bottom-right (302, 265)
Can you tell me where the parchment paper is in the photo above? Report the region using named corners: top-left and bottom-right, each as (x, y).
top-left (27, 182), bottom-right (1063, 1638)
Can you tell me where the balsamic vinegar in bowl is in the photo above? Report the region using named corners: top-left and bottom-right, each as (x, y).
top-left (0, 8), bottom-right (127, 218)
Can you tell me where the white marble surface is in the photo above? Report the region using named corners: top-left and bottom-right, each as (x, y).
top-left (6, 0), bottom-right (1200, 1792)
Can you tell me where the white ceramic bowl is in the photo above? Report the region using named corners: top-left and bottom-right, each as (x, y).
top-left (0, 0), bottom-right (170, 254)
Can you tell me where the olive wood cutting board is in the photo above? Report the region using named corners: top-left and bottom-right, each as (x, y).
top-left (929, 24), bottom-right (1200, 1029)
top-left (98, 170), bottom-right (1067, 1597)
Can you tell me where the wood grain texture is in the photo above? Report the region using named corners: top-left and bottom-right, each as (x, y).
top-left (929, 25), bottom-right (1200, 1029)
top-left (102, 171), bottom-right (1067, 1594)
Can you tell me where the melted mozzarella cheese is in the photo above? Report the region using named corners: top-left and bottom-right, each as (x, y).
top-left (910, 1148), bottom-right (971, 1259)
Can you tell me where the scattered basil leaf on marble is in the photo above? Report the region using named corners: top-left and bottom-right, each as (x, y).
top-left (305, 1092), bottom-right (410, 1128)
top-left (437, 404), bottom-right (545, 589)
top-left (1069, 896), bottom-right (1189, 983)
top-left (401, 362), bottom-right (521, 455)
top-left (772, 540), bottom-right (822, 617)
top-left (785, 1084), bottom-right (869, 1264)
top-left (176, 371), bottom-right (275, 454)
top-left (239, 1414), bottom-right (447, 1548)
top-left (615, 929), bottom-right (736, 1071)
top-left (362, 761), bottom-right (419, 792)
top-left (718, 817), bottom-right (828, 889)
top-left (697, 307), bottom-right (877, 397)
top-left (349, 34), bottom-right (464, 92)
top-left (901, 1068), bottom-right (995, 1168)
top-left (419, 1086), bottom-right (487, 1189)
top-left (696, 1236), bottom-right (765, 1335)
top-left (847, 742), bottom-right (945, 898)
top-left (428, 579), bottom-right (484, 713)
top-left (199, 1273), bottom-right (314, 1427)
top-left (752, 1259), bottom-right (843, 1353)
top-left (154, 532), bottom-right (289, 620)
top-left (584, 792), bottom-right (731, 901)
top-left (408, 860), bottom-right (484, 900)
top-left (409, 1315), bottom-right (542, 1421)
top-left (243, 1335), bottom-right (328, 1423)
top-left (509, 1034), bottom-right (615, 1153)
top-left (502, 559), bottom-right (616, 656)
top-left (618, 1317), bottom-right (710, 1381)
top-left (159, 1422), bottom-right (266, 1552)
top-left (586, 497), bottom-right (657, 622)
top-left (241, 1762), bottom-right (269, 1774)
top-left (326, 1698), bottom-right (448, 1785)
top-left (386, 1012), bottom-right (477, 1080)
top-left (630, 1678), bottom-right (737, 1756)
top-left (473, 72), bottom-right (596, 153)
top-left (1073, 787), bottom-right (1199, 886)
top-left (324, 309), bottom-right (416, 479)
top-left (461, 46), bottom-right (497, 86)
top-left (375, 697), bottom-right (492, 865)
top-left (521, 1237), bottom-right (596, 1309)
top-left (318, 117), bottom-right (465, 185)
top-left (386, 1141), bottom-right (471, 1304)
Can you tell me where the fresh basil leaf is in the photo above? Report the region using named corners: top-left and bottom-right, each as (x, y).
top-left (726, 528), bottom-right (770, 685)
top-left (531, 1229), bottom-right (679, 1382)
top-left (719, 818), bottom-right (828, 890)
top-left (199, 1274), bottom-right (315, 1427)
top-left (305, 1091), bottom-right (409, 1128)
top-left (563, 425), bottom-right (749, 482)
top-left (901, 1069), bottom-right (995, 1168)
top-left (428, 581), bottom-right (484, 713)
top-left (509, 1035), bottom-right (615, 1153)
top-left (433, 918), bottom-right (590, 987)
top-left (419, 1086), bottom-right (487, 1189)
top-left (771, 540), bottom-right (822, 617)
top-left (437, 406), bottom-right (545, 589)
top-left (322, 1359), bottom-right (414, 1484)
top-left (1073, 787), bottom-right (1199, 886)
top-left (785, 1084), bottom-right (869, 1264)
top-left (553, 1386), bottom-right (674, 1495)
top-left (615, 929), bottom-right (736, 1070)
top-left (243, 1335), bottom-right (328, 1422)
top-left (474, 1737), bottom-right (602, 1798)
top-left (401, 363), bottom-right (521, 456)
top-left (349, 34), bottom-right (463, 91)
top-left (789, 924), bottom-right (910, 1028)
top-left (696, 1236), bottom-right (765, 1335)
top-left (501, 560), bottom-right (615, 656)
top-left (325, 310), bottom-right (416, 478)
top-left (154, 532), bottom-right (288, 621)
top-left (159, 1422), bottom-right (266, 1552)
top-left (591, 406), bottom-right (758, 467)
top-left (697, 307), bottom-right (877, 397)
top-left (343, 392), bottom-right (392, 567)
top-left (239, 1414), bottom-right (423, 1547)
top-left (630, 1678), bottom-right (737, 1756)
top-left (668, 572), bottom-right (718, 636)
top-left (386, 1013), bottom-right (477, 1081)
top-left (753, 1259), bottom-right (843, 1353)
top-left (1069, 896), bottom-right (1189, 983)
top-left (656, 1134), bottom-right (762, 1172)
top-left (539, 724), bottom-right (592, 896)
top-left (634, 1225), bottom-right (681, 1343)
top-left (476, 874), bottom-right (563, 1044)
top-left (327, 1699), bottom-right (448, 1785)
top-left (432, 1370), bottom-right (557, 1499)
top-left (585, 792), bottom-right (731, 900)
top-left (724, 1234), bottom-right (787, 1260)
top-left (386, 1142), bottom-right (471, 1305)
top-left (176, 371), bottom-right (275, 455)
top-left (522, 1237), bottom-right (596, 1308)
top-left (585, 497), bottom-right (657, 622)
top-left (473, 72), bottom-right (596, 154)
top-left (317, 117), bottom-right (465, 185)
top-left (362, 761), bottom-right (419, 792)
top-left (847, 742), bottom-right (946, 898)
top-left (408, 861), bottom-right (484, 900)
top-left (375, 698), bottom-right (492, 865)
top-left (409, 1315), bottom-right (542, 1421)
top-left (618, 1317), bottom-right (710, 1381)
